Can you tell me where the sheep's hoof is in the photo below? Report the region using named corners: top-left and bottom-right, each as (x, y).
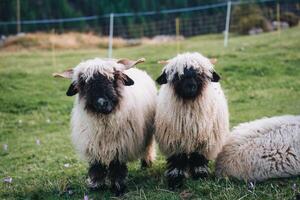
top-left (165, 168), bottom-right (186, 190)
top-left (190, 166), bottom-right (209, 180)
top-left (247, 181), bottom-right (256, 191)
top-left (141, 159), bottom-right (152, 169)
top-left (86, 177), bottom-right (105, 190)
top-left (111, 181), bottom-right (126, 196)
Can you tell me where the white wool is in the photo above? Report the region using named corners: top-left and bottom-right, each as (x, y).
top-left (72, 58), bottom-right (122, 82)
top-left (70, 58), bottom-right (157, 165)
top-left (155, 52), bottom-right (229, 160)
top-left (215, 115), bottom-right (300, 182)
top-left (162, 52), bottom-right (214, 81)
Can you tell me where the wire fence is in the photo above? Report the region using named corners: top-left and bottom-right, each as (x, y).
top-left (0, 0), bottom-right (299, 54)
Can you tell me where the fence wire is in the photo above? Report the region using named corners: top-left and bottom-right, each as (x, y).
top-left (0, 0), bottom-right (299, 41)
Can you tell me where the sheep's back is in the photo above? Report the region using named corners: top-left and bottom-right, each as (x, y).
top-left (123, 68), bottom-right (157, 112)
top-left (215, 115), bottom-right (300, 182)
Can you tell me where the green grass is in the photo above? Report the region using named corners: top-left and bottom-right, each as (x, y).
top-left (1, 27), bottom-right (300, 200)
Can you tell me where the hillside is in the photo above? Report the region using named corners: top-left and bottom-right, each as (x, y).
top-left (0, 27), bottom-right (300, 199)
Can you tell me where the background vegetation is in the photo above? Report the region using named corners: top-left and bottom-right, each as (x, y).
top-left (0, 26), bottom-right (300, 199)
top-left (0, 0), bottom-right (299, 37)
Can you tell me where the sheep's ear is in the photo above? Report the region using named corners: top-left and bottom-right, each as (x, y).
top-left (66, 82), bottom-right (78, 96)
top-left (211, 71), bottom-right (221, 82)
top-left (114, 71), bottom-right (134, 86)
top-left (156, 71), bottom-right (168, 85)
top-left (117, 58), bottom-right (145, 70)
top-left (53, 69), bottom-right (73, 79)
top-left (121, 74), bottom-right (134, 86)
top-left (209, 58), bottom-right (218, 65)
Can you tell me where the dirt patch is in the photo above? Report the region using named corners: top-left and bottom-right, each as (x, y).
top-left (0, 32), bottom-right (185, 51)
top-left (141, 35), bottom-right (184, 44)
top-left (0, 32), bottom-right (136, 51)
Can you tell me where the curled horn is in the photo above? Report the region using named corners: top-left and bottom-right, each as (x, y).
top-left (52, 69), bottom-right (74, 79)
top-left (117, 58), bottom-right (145, 70)
top-left (158, 60), bottom-right (169, 65)
top-left (209, 58), bottom-right (218, 65)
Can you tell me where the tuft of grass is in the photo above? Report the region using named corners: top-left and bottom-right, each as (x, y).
top-left (1, 26), bottom-right (300, 199)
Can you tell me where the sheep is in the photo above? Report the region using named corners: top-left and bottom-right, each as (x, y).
top-left (215, 115), bottom-right (300, 182)
top-left (154, 52), bottom-right (230, 189)
top-left (53, 57), bottom-right (157, 196)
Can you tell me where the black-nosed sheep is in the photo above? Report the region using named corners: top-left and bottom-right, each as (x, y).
top-left (53, 58), bottom-right (156, 196)
top-left (216, 115), bottom-right (300, 182)
top-left (155, 52), bottom-right (229, 189)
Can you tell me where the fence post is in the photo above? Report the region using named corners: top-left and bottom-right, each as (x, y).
top-left (108, 13), bottom-right (114, 58)
top-left (224, 0), bottom-right (231, 47)
top-left (16, 0), bottom-right (21, 33)
top-left (51, 29), bottom-right (57, 68)
top-left (175, 17), bottom-right (180, 54)
top-left (276, 1), bottom-right (281, 35)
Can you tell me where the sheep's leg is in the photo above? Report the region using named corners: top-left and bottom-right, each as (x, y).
top-left (188, 152), bottom-right (209, 180)
top-left (87, 162), bottom-right (107, 190)
top-left (165, 153), bottom-right (188, 190)
top-left (108, 159), bottom-right (128, 196)
top-left (141, 135), bottom-right (156, 169)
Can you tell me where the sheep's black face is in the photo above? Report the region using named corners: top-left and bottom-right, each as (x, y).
top-left (83, 73), bottom-right (120, 114)
top-left (67, 72), bottom-right (134, 115)
top-left (172, 68), bottom-right (207, 100)
top-left (156, 67), bottom-right (221, 100)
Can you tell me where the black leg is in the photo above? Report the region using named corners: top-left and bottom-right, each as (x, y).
top-left (165, 153), bottom-right (188, 190)
top-left (87, 162), bottom-right (107, 190)
top-left (247, 181), bottom-right (256, 191)
top-left (108, 159), bottom-right (128, 196)
top-left (140, 159), bottom-right (152, 169)
top-left (188, 152), bottom-right (209, 180)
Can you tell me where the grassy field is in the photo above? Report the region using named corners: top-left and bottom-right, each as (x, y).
top-left (1, 27), bottom-right (300, 200)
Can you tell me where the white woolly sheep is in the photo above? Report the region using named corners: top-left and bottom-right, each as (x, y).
top-left (155, 52), bottom-right (230, 189)
top-left (53, 57), bottom-right (157, 196)
top-left (216, 115), bottom-right (300, 182)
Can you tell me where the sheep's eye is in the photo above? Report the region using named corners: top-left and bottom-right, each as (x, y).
top-left (197, 73), bottom-right (203, 78)
top-left (78, 76), bottom-right (86, 87)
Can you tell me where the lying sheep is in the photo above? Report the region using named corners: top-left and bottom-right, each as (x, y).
top-left (216, 115), bottom-right (300, 182)
top-left (53, 57), bottom-right (156, 196)
top-left (155, 52), bottom-right (229, 189)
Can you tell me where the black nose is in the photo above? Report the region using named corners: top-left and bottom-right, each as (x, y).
top-left (187, 83), bottom-right (197, 92)
top-left (179, 80), bottom-right (199, 99)
top-left (95, 98), bottom-right (113, 114)
top-left (97, 98), bottom-right (108, 108)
